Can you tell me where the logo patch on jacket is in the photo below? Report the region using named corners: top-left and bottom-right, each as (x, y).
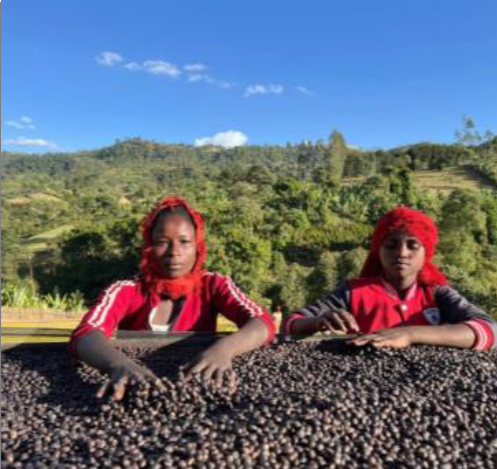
top-left (423, 308), bottom-right (441, 325)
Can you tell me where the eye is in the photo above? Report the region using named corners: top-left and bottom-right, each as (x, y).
top-left (384, 240), bottom-right (398, 250)
top-left (407, 240), bottom-right (421, 250)
top-left (154, 240), bottom-right (170, 247)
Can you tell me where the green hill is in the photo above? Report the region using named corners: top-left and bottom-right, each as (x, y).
top-left (2, 137), bottom-right (496, 315)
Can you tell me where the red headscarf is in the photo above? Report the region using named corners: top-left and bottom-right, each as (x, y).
top-left (359, 206), bottom-right (449, 286)
top-left (139, 197), bottom-right (207, 299)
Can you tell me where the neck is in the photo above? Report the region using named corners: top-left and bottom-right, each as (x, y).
top-left (384, 274), bottom-right (416, 294)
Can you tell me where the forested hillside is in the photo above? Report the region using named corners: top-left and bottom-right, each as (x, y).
top-left (2, 131), bottom-right (497, 315)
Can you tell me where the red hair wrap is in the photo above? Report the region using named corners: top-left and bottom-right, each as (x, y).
top-left (359, 206), bottom-right (449, 286)
top-left (139, 197), bottom-right (207, 299)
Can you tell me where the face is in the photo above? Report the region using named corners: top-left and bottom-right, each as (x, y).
top-left (152, 214), bottom-right (197, 278)
top-left (379, 231), bottom-right (426, 286)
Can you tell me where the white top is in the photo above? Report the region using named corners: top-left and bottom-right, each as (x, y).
top-left (148, 306), bottom-right (172, 332)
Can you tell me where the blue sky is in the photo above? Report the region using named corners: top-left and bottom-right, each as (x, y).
top-left (2, 0), bottom-right (496, 153)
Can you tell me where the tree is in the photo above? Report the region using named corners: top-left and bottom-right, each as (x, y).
top-left (278, 263), bottom-right (310, 313)
top-left (306, 251), bottom-right (339, 301)
top-left (438, 190), bottom-right (486, 273)
top-left (327, 130), bottom-right (348, 182)
top-left (455, 115), bottom-right (482, 146)
top-left (1, 228), bottom-right (21, 283)
top-left (245, 164), bottom-right (276, 186)
top-left (37, 219), bottom-right (141, 301)
top-left (455, 115), bottom-right (495, 148)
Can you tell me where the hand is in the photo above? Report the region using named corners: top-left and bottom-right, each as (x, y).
top-left (317, 309), bottom-right (360, 334)
top-left (97, 360), bottom-right (164, 401)
top-left (350, 327), bottom-right (414, 348)
top-left (185, 342), bottom-right (237, 389)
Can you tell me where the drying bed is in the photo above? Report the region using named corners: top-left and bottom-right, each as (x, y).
top-left (2, 333), bottom-right (497, 468)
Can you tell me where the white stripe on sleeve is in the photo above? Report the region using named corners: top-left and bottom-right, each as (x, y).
top-left (465, 320), bottom-right (488, 350)
top-left (225, 276), bottom-right (264, 318)
top-left (88, 281), bottom-right (135, 328)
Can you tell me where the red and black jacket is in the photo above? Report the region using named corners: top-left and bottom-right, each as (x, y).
top-left (282, 277), bottom-right (496, 351)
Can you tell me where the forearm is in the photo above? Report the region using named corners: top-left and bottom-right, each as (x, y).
top-left (74, 330), bottom-right (134, 373)
top-left (409, 324), bottom-right (476, 349)
top-left (213, 318), bottom-right (269, 357)
top-left (288, 317), bottom-right (320, 336)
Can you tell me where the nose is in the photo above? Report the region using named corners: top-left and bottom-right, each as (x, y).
top-left (397, 242), bottom-right (410, 258)
top-left (166, 242), bottom-right (181, 257)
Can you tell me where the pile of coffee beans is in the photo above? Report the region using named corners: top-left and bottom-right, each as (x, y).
top-left (2, 341), bottom-right (496, 468)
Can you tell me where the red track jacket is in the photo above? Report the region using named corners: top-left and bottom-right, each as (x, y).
top-left (70, 272), bottom-right (276, 350)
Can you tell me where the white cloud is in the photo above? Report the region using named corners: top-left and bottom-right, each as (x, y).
top-left (195, 130), bottom-right (248, 148)
top-left (98, 55), bottom-right (234, 88)
top-left (188, 74), bottom-right (204, 83)
top-left (5, 116), bottom-right (36, 130)
top-left (244, 84), bottom-right (284, 97)
top-left (184, 63), bottom-right (207, 72)
top-left (187, 74), bottom-right (232, 89)
top-left (296, 86), bottom-right (314, 96)
top-left (6, 121), bottom-right (30, 130)
top-left (143, 60), bottom-right (181, 77)
top-left (96, 51), bottom-right (124, 66)
top-left (20, 116), bottom-right (34, 125)
top-left (123, 62), bottom-right (142, 71)
top-left (3, 137), bottom-right (57, 149)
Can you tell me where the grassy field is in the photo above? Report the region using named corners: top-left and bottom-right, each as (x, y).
top-left (343, 166), bottom-right (495, 194)
top-left (412, 166), bottom-right (495, 194)
top-left (30, 192), bottom-right (65, 203)
top-left (6, 191), bottom-right (66, 205)
top-left (25, 224), bottom-right (75, 253)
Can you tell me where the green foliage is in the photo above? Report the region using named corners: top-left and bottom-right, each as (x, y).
top-left (469, 137), bottom-right (497, 186)
top-left (343, 152), bottom-right (374, 178)
top-left (36, 219), bottom-right (141, 300)
top-left (455, 115), bottom-right (495, 147)
top-left (442, 265), bottom-right (497, 317)
top-left (278, 263), bottom-right (311, 312)
top-left (2, 135), bottom-right (496, 316)
top-left (1, 282), bottom-right (85, 311)
top-left (438, 190), bottom-right (487, 272)
top-left (327, 130), bottom-right (348, 182)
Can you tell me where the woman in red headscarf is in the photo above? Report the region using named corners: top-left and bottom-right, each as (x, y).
top-left (282, 206), bottom-right (496, 350)
top-left (70, 197), bottom-right (276, 400)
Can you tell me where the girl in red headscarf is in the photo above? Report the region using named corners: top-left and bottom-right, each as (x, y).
top-left (282, 206), bottom-right (496, 350)
top-left (70, 198), bottom-right (276, 400)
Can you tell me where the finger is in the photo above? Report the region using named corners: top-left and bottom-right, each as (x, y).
top-left (349, 338), bottom-right (372, 346)
top-left (214, 368), bottom-right (225, 388)
top-left (96, 380), bottom-right (110, 399)
top-left (373, 338), bottom-right (407, 349)
top-left (111, 375), bottom-right (129, 401)
top-left (373, 339), bottom-right (398, 348)
top-left (372, 340), bottom-right (392, 348)
top-left (185, 360), bottom-right (209, 380)
top-left (227, 369), bottom-right (237, 391)
top-left (202, 365), bottom-right (217, 384)
top-left (339, 310), bottom-right (360, 332)
top-left (141, 367), bottom-right (160, 382)
top-left (139, 369), bottom-right (161, 388)
top-left (320, 318), bottom-right (336, 333)
top-left (358, 333), bottom-right (380, 341)
top-left (327, 313), bottom-right (347, 332)
top-left (130, 373), bottom-right (148, 387)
